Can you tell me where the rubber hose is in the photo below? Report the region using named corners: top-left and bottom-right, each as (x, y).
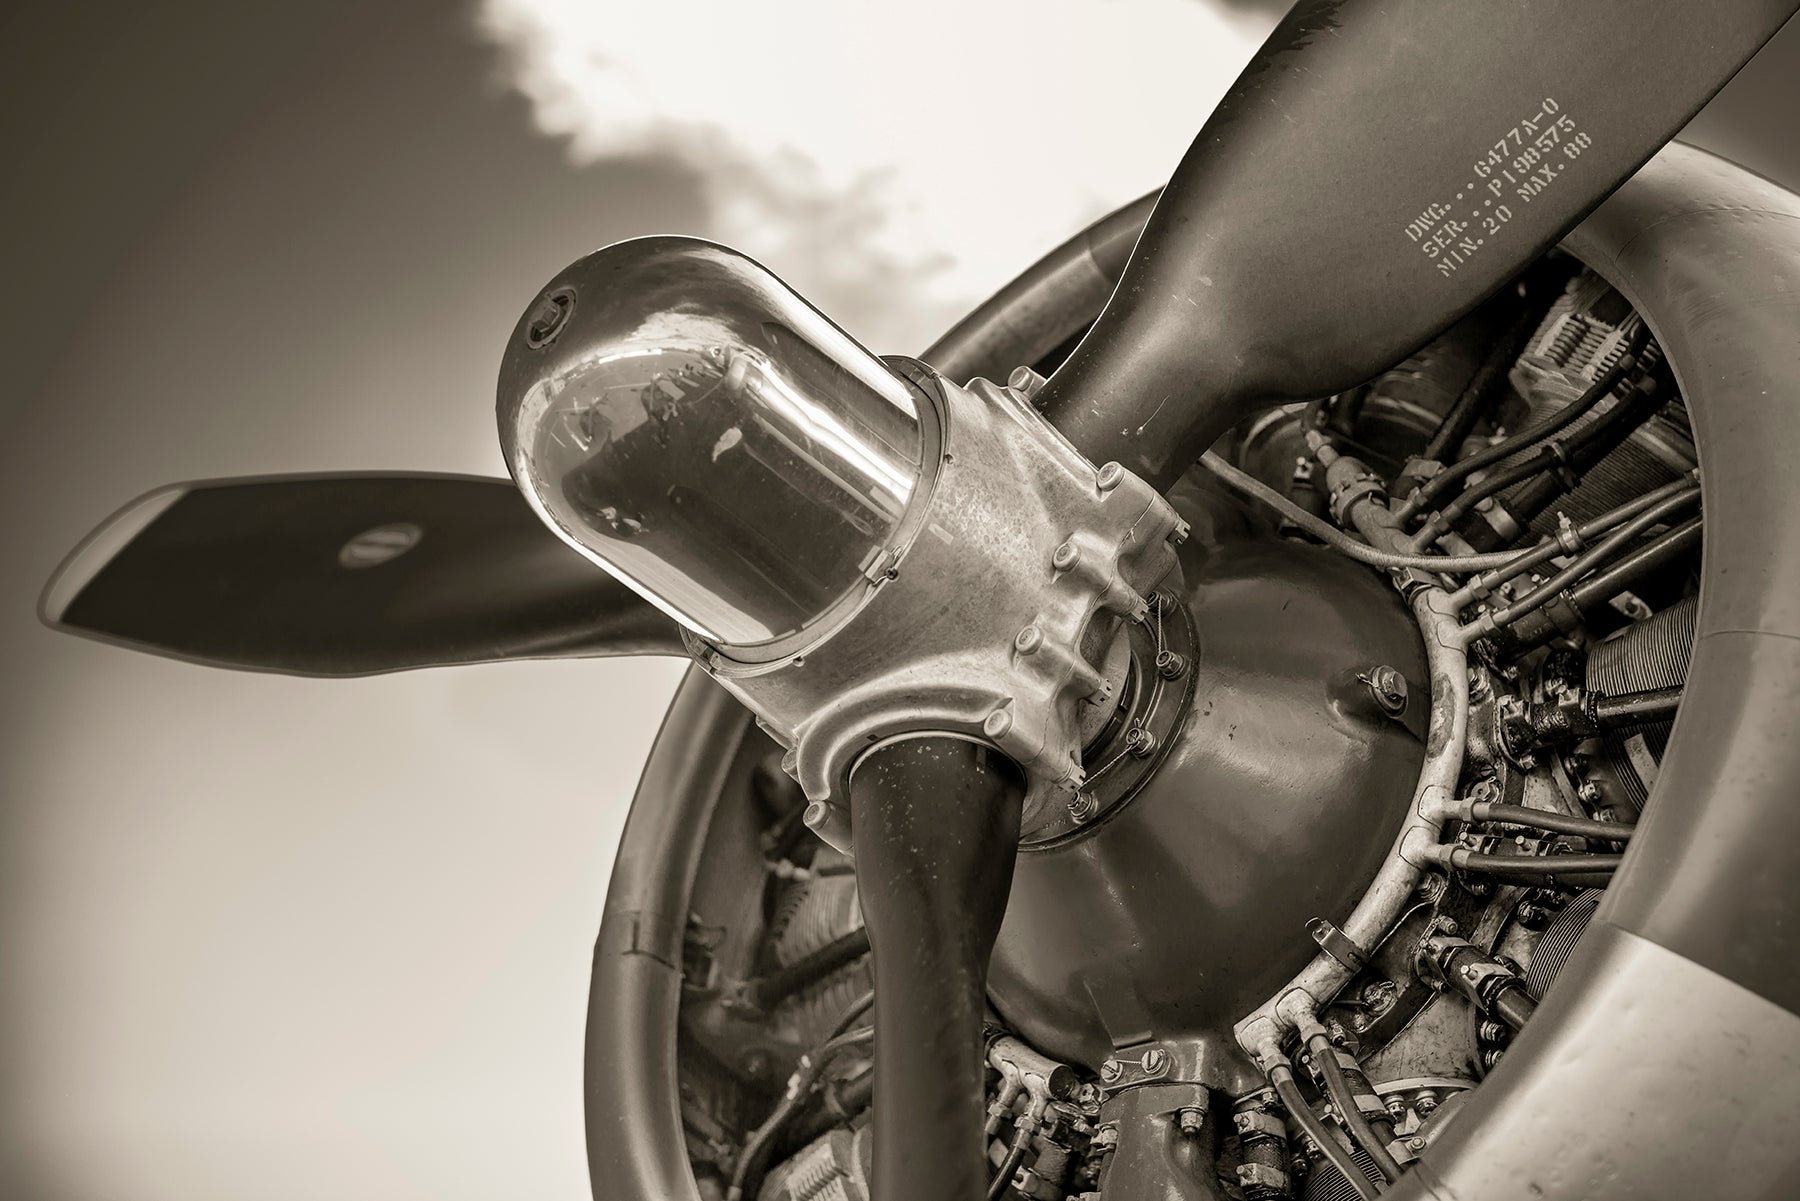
top-left (1270, 1063), bottom-right (1381, 1201)
top-left (1472, 802), bottom-right (1634, 842)
top-left (1306, 1034), bottom-right (1403, 1183)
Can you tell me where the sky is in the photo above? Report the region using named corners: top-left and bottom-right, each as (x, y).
top-left (1, 3), bottom-right (1797, 1200)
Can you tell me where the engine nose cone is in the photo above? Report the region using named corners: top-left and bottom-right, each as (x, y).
top-left (497, 236), bottom-right (927, 648)
top-left (985, 526), bottom-right (1428, 1093)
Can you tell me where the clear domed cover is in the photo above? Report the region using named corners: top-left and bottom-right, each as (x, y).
top-left (501, 238), bottom-right (925, 647)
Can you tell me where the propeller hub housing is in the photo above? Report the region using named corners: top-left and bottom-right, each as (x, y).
top-left (497, 238), bottom-right (1188, 824)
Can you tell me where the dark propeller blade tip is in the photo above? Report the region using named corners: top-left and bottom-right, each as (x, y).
top-left (41, 484), bottom-right (189, 627)
top-left (1038, 0), bottom-right (1800, 488)
top-left (42, 472), bottom-right (683, 676)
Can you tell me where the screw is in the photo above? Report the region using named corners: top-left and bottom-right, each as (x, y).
top-left (1155, 650), bottom-right (1189, 679)
top-left (1014, 625), bottom-right (1044, 655)
top-left (1099, 1059), bottom-right (1123, 1083)
top-left (1125, 726), bottom-right (1158, 758)
top-left (983, 709), bottom-right (1014, 739)
top-left (1140, 1048), bottom-right (1167, 1074)
top-left (525, 287), bottom-right (575, 347)
top-left (1052, 541), bottom-right (1082, 572)
top-left (1096, 461), bottom-right (1125, 491)
top-left (1409, 1136), bottom-right (1427, 1152)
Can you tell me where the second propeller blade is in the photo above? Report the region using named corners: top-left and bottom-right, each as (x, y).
top-left (42, 472), bottom-right (683, 676)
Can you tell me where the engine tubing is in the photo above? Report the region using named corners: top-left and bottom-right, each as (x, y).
top-left (587, 143), bottom-right (1800, 1201)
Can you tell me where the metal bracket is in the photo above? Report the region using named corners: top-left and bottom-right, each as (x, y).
top-left (1307, 916), bottom-right (1370, 974)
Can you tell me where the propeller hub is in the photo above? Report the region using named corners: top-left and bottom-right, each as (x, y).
top-left (497, 238), bottom-right (1188, 823)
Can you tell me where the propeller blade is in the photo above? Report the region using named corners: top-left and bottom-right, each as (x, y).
top-left (1037, 0), bottom-right (1799, 489)
top-left (41, 473), bottom-right (683, 676)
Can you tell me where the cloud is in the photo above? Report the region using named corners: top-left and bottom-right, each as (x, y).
top-left (476, 0), bottom-right (1274, 354)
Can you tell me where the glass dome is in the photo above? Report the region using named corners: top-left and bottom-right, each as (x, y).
top-left (499, 237), bottom-right (927, 648)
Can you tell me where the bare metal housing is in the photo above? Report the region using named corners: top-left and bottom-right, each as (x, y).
top-left (691, 369), bottom-right (1185, 840)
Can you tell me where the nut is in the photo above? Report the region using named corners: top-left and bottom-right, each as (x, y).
top-left (1366, 665), bottom-right (1409, 714)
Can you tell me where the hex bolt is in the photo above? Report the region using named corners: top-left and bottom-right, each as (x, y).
top-left (1096, 461), bottom-right (1126, 491)
top-left (983, 709), bottom-right (1014, 739)
top-left (1155, 650), bottom-right (1189, 680)
top-left (1366, 665), bottom-right (1409, 714)
top-left (1126, 726), bottom-right (1158, 758)
top-left (1052, 541), bottom-right (1082, 572)
top-left (1177, 1107), bottom-right (1204, 1137)
top-left (1233, 1112), bottom-right (1254, 1133)
top-left (1014, 625), bottom-right (1044, 655)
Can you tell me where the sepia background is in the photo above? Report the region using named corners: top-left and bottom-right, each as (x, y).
top-left (3, 2), bottom-right (1797, 1198)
